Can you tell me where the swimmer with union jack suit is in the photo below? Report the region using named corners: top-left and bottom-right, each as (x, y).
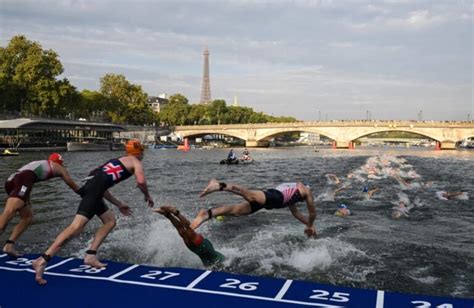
top-left (33, 139), bottom-right (154, 285)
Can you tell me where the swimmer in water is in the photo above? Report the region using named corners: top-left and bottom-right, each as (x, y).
top-left (391, 201), bottom-right (413, 219)
top-left (317, 184), bottom-right (351, 202)
top-left (334, 204), bottom-right (351, 217)
top-left (436, 191), bottom-right (468, 201)
top-left (363, 186), bottom-right (380, 200)
top-left (191, 179), bottom-right (317, 238)
top-left (325, 174), bottom-right (341, 186)
top-left (154, 205), bottom-right (224, 267)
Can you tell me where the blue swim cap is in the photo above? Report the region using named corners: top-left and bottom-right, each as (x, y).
top-left (363, 186), bottom-right (368, 193)
top-left (339, 204), bottom-right (347, 209)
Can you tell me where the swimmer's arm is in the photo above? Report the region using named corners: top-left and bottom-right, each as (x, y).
top-left (305, 192), bottom-right (316, 226)
top-left (394, 174), bottom-right (409, 186)
top-left (368, 188), bottom-right (380, 197)
top-left (133, 159), bottom-right (153, 207)
top-left (166, 212), bottom-right (188, 232)
top-left (175, 211), bottom-right (192, 227)
top-left (56, 166), bottom-right (80, 194)
top-left (334, 185), bottom-right (348, 195)
top-left (288, 205), bottom-right (308, 225)
top-left (105, 191), bottom-right (132, 216)
top-left (103, 190), bottom-right (121, 206)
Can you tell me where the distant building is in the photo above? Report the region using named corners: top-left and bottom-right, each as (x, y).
top-left (147, 93), bottom-right (169, 113)
top-left (299, 132), bottom-right (321, 145)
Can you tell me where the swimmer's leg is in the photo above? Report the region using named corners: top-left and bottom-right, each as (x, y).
top-left (3, 205), bottom-right (33, 257)
top-left (84, 210), bottom-right (115, 268)
top-left (191, 202), bottom-right (252, 229)
top-left (33, 215), bottom-right (88, 285)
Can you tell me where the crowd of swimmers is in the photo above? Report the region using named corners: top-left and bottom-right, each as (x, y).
top-left (0, 142), bottom-right (469, 285)
top-left (320, 155), bottom-right (468, 218)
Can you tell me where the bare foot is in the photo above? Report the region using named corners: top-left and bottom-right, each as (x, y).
top-left (84, 254), bottom-right (107, 268)
top-left (190, 209), bottom-right (210, 229)
top-left (3, 243), bottom-right (23, 257)
top-left (200, 179), bottom-right (221, 197)
top-left (32, 257), bottom-right (48, 285)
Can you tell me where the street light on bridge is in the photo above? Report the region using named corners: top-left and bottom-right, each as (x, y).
top-left (417, 110), bottom-right (423, 121)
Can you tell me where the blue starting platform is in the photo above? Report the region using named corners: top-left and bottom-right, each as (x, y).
top-left (0, 253), bottom-right (472, 308)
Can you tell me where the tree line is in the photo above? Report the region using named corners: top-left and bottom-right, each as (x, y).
top-left (0, 35), bottom-right (297, 126)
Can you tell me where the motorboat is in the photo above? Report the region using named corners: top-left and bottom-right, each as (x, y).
top-left (220, 158), bottom-right (240, 165)
top-left (67, 137), bottom-right (112, 151)
top-left (0, 149), bottom-right (19, 156)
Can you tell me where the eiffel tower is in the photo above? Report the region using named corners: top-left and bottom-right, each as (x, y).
top-left (200, 47), bottom-right (211, 104)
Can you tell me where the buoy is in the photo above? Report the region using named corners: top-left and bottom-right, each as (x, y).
top-left (178, 138), bottom-right (190, 151)
top-left (216, 216), bottom-right (225, 221)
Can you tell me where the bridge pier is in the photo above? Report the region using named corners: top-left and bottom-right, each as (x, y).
top-left (440, 141), bottom-right (456, 150)
top-left (334, 140), bottom-right (352, 149)
top-left (246, 140), bottom-right (269, 147)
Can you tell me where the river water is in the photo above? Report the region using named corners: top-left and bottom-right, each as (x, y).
top-left (1, 147), bottom-right (473, 298)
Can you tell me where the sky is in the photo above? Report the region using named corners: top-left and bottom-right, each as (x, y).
top-left (0, 0), bottom-right (472, 121)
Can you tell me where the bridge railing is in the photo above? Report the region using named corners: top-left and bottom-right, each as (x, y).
top-left (176, 120), bottom-right (474, 129)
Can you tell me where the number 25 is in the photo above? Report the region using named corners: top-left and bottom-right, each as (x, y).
top-left (310, 290), bottom-right (350, 302)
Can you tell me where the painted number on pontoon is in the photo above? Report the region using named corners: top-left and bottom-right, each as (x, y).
top-left (140, 270), bottom-right (180, 281)
top-left (411, 301), bottom-right (453, 308)
top-left (310, 290), bottom-right (350, 302)
top-left (5, 258), bottom-right (34, 266)
top-left (69, 265), bottom-right (106, 274)
top-left (220, 278), bottom-right (259, 291)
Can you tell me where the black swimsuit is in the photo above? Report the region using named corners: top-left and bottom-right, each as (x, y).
top-left (77, 158), bottom-right (132, 219)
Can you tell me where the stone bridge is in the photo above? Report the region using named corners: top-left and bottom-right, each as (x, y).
top-left (174, 120), bottom-right (474, 149)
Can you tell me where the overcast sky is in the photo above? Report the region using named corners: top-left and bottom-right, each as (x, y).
top-left (0, 0), bottom-right (472, 120)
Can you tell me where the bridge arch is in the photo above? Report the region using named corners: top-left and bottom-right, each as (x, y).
top-left (351, 129), bottom-right (439, 142)
top-left (180, 131), bottom-right (247, 140)
top-left (256, 128), bottom-right (337, 142)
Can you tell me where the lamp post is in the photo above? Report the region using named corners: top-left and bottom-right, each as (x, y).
top-left (417, 110), bottom-right (423, 121)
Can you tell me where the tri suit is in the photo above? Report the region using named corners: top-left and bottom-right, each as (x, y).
top-left (186, 234), bottom-right (225, 266)
top-left (5, 160), bottom-right (55, 203)
top-left (250, 182), bottom-right (305, 213)
top-left (77, 158), bottom-right (132, 219)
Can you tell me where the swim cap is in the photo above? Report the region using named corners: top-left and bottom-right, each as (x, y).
top-left (339, 204), bottom-right (348, 209)
top-left (125, 139), bottom-right (144, 156)
top-left (391, 210), bottom-right (402, 219)
top-left (363, 186), bottom-right (368, 193)
top-left (48, 153), bottom-right (64, 166)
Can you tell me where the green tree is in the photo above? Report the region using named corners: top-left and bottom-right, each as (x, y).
top-left (77, 90), bottom-right (108, 119)
top-left (0, 35), bottom-right (77, 117)
top-left (159, 93), bottom-right (190, 125)
top-left (99, 73), bottom-right (153, 125)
